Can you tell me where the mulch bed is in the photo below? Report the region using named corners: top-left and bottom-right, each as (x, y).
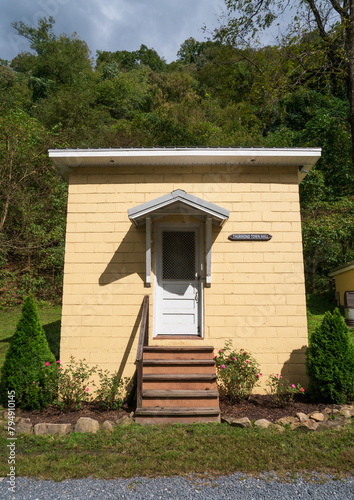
top-left (18, 395), bottom-right (329, 426)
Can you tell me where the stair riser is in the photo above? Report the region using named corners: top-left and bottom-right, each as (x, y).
top-left (142, 398), bottom-right (219, 408)
top-left (143, 381), bottom-right (217, 391)
top-left (143, 366), bottom-right (215, 375)
top-left (135, 415), bottom-right (221, 424)
top-left (143, 352), bottom-right (215, 360)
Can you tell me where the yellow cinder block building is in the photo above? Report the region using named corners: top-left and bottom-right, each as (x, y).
top-left (49, 148), bottom-right (321, 423)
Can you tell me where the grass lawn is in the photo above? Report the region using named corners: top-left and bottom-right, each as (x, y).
top-left (0, 295), bottom-right (353, 480)
top-left (0, 421), bottom-right (353, 480)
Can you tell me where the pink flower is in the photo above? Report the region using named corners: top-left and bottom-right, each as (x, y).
top-left (260, 373), bottom-right (262, 376)
top-left (85, 388), bottom-right (89, 392)
top-left (291, 384), bottom-right (296, 389)
top-left (246, 360), bottom-right (249, 364)
top-left (221, 365), bottom-right (225, 369)
top-left (257, 374), bottom-right (260, 378)
top-left (32, 381), bottom-right (35, 384)
top-left (300, 388), bottom-right (305, 393)
top-left (56, 360), bottom-right (60, 364)
top-left (214, 355), bottom-right (217, 359)
top-left (233, 357), bottom-right (236, 360)
top-left (45, 362), bottom-right (50, 367)
top-left (57, 367), bottom-right (61, 370)
top-left (219, 349), bottom-right (222, 353)
top-left (243, 352), bottom-right (246, 356)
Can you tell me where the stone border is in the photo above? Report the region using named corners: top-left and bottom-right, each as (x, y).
top-left (0, 413), bottom-right (135, 436)
top-left (0, 405), bottom-right (353, 435)
top-left (221, 404), bottom-right (354, 432)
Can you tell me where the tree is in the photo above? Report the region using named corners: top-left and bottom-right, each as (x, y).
top-left (306, 308), bottom-right (354, 403)
top-left (0, 296), bottom-right (57, 409)
top-left (215, 0), bottom-right (354, 164)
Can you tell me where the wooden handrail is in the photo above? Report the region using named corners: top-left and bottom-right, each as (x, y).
top-left (136, 295), bottom-right (149, 408)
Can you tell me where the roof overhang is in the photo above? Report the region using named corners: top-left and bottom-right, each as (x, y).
top-left (128, 189), bottom-right (229, 227)
top-left (49, 147), bottom-right (322, 183)
top-left (329, 260), bottom-right (354, 277)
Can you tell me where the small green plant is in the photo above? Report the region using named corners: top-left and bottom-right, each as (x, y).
top-left (266, 374), bottom-right (305, 407)
top-left (94, 370), bottom-right (128, 410)
top-left (306, 308), bottom-right (354, 404)
top-left (0, 295), bottom-right (57, 410)
top-left (214, 340), bottom-right (261, 402)
top-left (54, 357), bottom-right (97, 411)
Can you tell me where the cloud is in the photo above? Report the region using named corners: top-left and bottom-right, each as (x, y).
top-left (0, 0), bottom-right (225, 63)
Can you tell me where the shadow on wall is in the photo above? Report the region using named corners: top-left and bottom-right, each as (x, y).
top-left (99, 224), bottom-right (146, 286)
top-left (115, 299), bottom-right (144, 381)
top-left (280, 346), bottom-right (308, 386)
top-left (43, 320), bottom-right (61, 360)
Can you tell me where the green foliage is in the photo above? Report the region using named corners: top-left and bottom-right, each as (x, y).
top-left (266, 374), bottom-right (305, 407)
top-left (0, 296), bottom-right (57, 409)
top-left (306, 308), bottom-right (354, 404)
top-left (94, 370), bottom-right (128, 410)
top-left (54, 357), bottom-right (97, 411)
top-left (215, 340), bottom-right (261, 402)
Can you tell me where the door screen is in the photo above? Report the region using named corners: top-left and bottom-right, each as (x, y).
top-left (162, 231), bottom-right (196, 281)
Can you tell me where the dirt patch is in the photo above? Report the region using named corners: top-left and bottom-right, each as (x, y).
top-left (18, 395), bottom-right (330, 426)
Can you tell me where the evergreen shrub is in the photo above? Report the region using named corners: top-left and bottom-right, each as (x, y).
top-left (306, 308), bottom-right (354, 404)
top-left (0, 295), bottom-right (57, 409)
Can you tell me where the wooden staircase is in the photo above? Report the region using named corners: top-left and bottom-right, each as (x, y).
top-left (135, 346), bottom-right (220, 424)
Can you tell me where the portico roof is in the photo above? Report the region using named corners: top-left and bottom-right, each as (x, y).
top-left (128, 189), bottom-right (229, 227)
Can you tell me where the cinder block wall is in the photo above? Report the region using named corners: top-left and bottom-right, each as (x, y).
top-left (60, 163), bottom-right (308, 390)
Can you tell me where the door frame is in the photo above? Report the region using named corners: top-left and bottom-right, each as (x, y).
top-left (153, 222), bottom-right (204, 337)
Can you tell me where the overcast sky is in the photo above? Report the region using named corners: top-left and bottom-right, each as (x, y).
top-left (1, 0), bottom-right (231, 63)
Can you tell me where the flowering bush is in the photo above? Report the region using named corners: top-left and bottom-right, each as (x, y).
top-left (266, 374), bottom-right (305, 407)
top-left (94, 370), bottom-right (128, 410)
top-left (214, 341), bottom-right (261, 402)
top-left (52, 357), bottom-right (97, 411)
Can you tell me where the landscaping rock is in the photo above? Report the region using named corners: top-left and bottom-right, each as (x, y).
top-left (116, 415), bottom-right (133, 426)
top-left (298, 420), bottom-right (319, 432)
top-left (309, 412), bottom-right (326, 422)
top-left (272, 424), bottom-right (285, 433)
top-left (102, 420), bottom-right (115, 432)
top-left (34, 423), bottom-right (73, 436)
top-left (296, 412), bottom-right (308, 423)
top-left (221, 417), bottom-right (234, 425)
top-left (230, 417), bottom-right (252, 428)
top-left (254, 419), bottom-right (273, 429)
top-left (74, 417), bottom-right (100, 434)
top-left (340, 409), bottom-right (353, 418)
top-left (15, 418), bottom-right (33, 434)
top-left (275, 416), bottom-right (297, 426)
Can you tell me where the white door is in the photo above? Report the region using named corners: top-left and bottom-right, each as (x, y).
top-left (154, 225), bottom-right (202, 336)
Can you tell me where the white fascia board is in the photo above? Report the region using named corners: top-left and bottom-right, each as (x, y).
top-left (329, 260), bottom-right (354, 277)
top-left (49, 147), bottom-right (322, 182)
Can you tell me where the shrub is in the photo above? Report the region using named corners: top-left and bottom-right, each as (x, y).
top-left (54, 357), bottom-right (97, 411)
top-left (0, 295), bottom-right (57, 410)
top-left (266, 374), bottom-right (305, 407)
top-left (215, 340), bottom-right (261, 402)
top-left (306, 308), bottom-right (354, 404)
top-left (95, 370), bottom-right (128, 410)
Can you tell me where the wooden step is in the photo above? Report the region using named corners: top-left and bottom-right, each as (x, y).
top-left (143, 346), bottom-right (215, 360)
top-left (142, 390), bottom-right (219, 398)
top-left (135, 407), bottom-right (220, 424)
top-left (141, 389), bottom-right (219, 408)
top-left (143, 359), bottom-right (215, 375)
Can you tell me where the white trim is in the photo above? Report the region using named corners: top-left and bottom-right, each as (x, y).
top-left (153, 223), bottom-right (203, 337)
top-left (49, 147), bottom-right (322, 182)
top-left (145, 217), bottom-right (151, 287)
top-left (205, 217), bottom-right (212, 288)
top-left (329, 261), bottom-right (354, 277)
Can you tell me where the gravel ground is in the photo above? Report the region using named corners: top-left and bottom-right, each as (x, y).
top-left (1, 474), bottom-right (353, 499)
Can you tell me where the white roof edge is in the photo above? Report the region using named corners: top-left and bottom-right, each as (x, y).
top-left (49, 147), bottom-right (322, 183)
top-left (329, 260), bottom-right (354, 277)
top-left (49, 147), bottom-right (322, 159)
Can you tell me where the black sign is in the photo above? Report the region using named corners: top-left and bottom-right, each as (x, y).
top-left (228, 234), bottom-right (272, 241)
